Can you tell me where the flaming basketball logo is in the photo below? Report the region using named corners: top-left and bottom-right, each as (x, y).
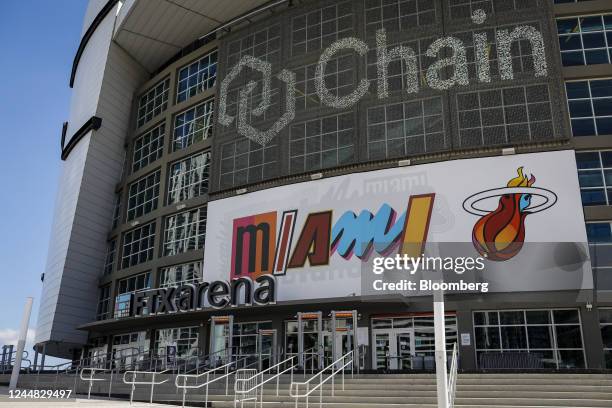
top-left (463, 167), bottom-right (557, 261)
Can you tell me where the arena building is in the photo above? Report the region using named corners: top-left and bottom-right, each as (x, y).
top-left (34, 0), bottom-right (612, 372)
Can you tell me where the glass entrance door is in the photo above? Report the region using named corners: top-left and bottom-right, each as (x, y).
top-left (258, 329), bottom-right (276, 370)
top-left (397, 333), bottom-right (413, 370)
top-left (323, 332), bottom-right (349, 366)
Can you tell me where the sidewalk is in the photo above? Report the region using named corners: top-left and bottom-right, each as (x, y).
top-left (0, 386), bottom-right (174, 407)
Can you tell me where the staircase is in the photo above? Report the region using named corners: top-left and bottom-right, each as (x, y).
top-left (3, 372), bottom-right (612, 407)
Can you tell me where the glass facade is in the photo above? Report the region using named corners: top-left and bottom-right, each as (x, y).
top-left (364, 0), bottom-right (436, 34)
top-left (158, 262), bottom-right (202, 287)
top-left (566, 79), bottom-right (612, 137)
top-left (167, 151), bottom-right (210, 205)
top-left (96, 285), bottom-right (111, 321)
top-left (114, 272), bottom-right (152, 318)
top-left (103, 239), bottom-right (116, 276)
top-left (154, 327), bottom-right (199, 357)
top-left (576, 150), bottom-right (612, 205)
top-left (291, 2), bottom-right (353, 56)
top-left (557, 15), bottom-right (612, 66)
top-left (219, 139), bottom-right (278, 188)
top-left (173, 100), bottom-right (214, 151)
top-left (456, 85), bottom-right (554, 147)
top-left (132, 123), bottom-right (165, 173)
top-left (177, 50), bottom-right (218, 103)
top-left (474, 309), bottom-right (586, 369)
top-left (137, 79), bottom-right (169, 128)
top-left (367, 98), bottom-right (445, 160)
top-left (163, 207), bottom-right (207, 256)
top-left (121, 222), bottom-right (156, 269)
top-left (127, 170), bottom-right (160, 221)
top-left (85, 0), bottom-right (612, 373)
top-left (289, 113), bottom-right (354, 174)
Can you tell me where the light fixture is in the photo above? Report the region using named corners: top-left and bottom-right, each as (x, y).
top-left (236, 188), bottom-right (247, 195)
top-left (398, 159), bottom-right (411, 167)
top-left (502, 147), bottom-right (516, 156)
top-left (310, 172), bottom-right (323, 180)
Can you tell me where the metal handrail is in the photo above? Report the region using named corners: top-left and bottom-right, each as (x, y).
top-left (289, 351), bottom-right (353, 408)
top-left (80, 367), bottom-right (113, 399)
top-left (302, 347), bottom-right (318, 376)
top-left (123, 368), bottom-right (170, 405)
top-left (448, 343), bottom-right (458, 408)
top-left (234, 356), bottom-right (296, 408)
top-left (175, 358), bottom-right (247, 408)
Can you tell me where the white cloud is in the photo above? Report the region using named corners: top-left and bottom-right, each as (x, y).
top-left (0, 328), bottom-right (36, 356)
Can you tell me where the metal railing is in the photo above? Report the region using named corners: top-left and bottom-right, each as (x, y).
top-left (175, 358), bottom-right (247, 408)
top-left (448, 343), bottom-right (458, 408)
top-left (123, 368), bottom-right (170, 405)
top-left (289, 351), bottom-right (353, 408)
top-left (80, 367), bottom-right (114, 399)
top-left (234, 356), bottom-right (297, 408)
top-left (0, 350), bottom-right (31, 373)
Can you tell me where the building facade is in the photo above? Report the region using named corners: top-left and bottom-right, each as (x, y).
top-left (36, 0), bottom-right (612, 371)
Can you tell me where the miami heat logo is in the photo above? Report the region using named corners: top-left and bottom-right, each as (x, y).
top-left (463, 167), bottom-right (557, 261)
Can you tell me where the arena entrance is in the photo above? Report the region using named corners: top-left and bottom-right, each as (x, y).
top-left (209, 316), bottom-right (278, 369)
top-left (286, 310), bottom-right (359, 370)
top-left (372, 313), bottom-right (457, 370)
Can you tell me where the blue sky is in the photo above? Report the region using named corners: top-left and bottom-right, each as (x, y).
top-left (0, 1), bottom-right (87, 358)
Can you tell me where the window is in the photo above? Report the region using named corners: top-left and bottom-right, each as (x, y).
top-left (233, 321), bottom-right (273, 362)
top-left (96, 285), bottom-right (111, 321)
top-left (167, 151), bottom-right (210, 205)
top-left (159, 262), bottom-right (202, 288)
top-left (137, 79), bottom-right (169, 128)
top-left (132, 123), bottom-right (164, 173)
top-left (173, 100), bottom-right (214, 151)
top-left (600, 308), bottom-right (612, 369)
top-left (367, 97), bottom-right (445, 160)
top-left (177, 50), bottom-right (218, 103)
top-left (473, 309), bottom-right (586, 369)
top-left (364, 0), bottom-right (436, 36)
top-left (456, 85), bottom-right (554, 148)
top-left (575, 150), bottom-right (612, 205)
top-left (289, 113), bottom-right (355, 174)
top-left (295, 55), bottom-right (354, 111)
top-left (111, 192), bottom-right (122, 230)
top-left (154, 327), bottom-right (199, 357)
top-left (447, 0), bottom-right (535, 20)
top-left (586, 222), bottom-right (612, 289)
top-left (114, 272), bottom-right (152, 318)
top-left (557, 15), bottom-right (612, 66)
top-left (163, 207), bottom-right (207, 256)
top-left (104, 239), bottom-right (117, 275)
top-left (127, 170), bottom-right (160, 221)
top-left (121, 222), bottom-right (156, 269)
top-left (292, 2), bottom-right (353, 56)
top-left (366, 37), bottom-right (430, 94)
top-left (219, 139), bottom-right (278, 189)
top-left (227, 25), bottom-right (281, 67)
top-left (566, 80), bottom-right (612, 137)
top-left (223, 79), bottom-right (281, 130)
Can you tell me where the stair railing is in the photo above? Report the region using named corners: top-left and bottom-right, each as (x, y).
top-left (447, 343), bottom-right (458, 408)
top-left (302, 347), bottom-right (318, 377)
top-left (80, 367), bottom-right (114, 399)
top-left (289, 350), bottom-right (353, 408)
top-left (175, 357), bottom-right (248, 408)
top-left (122, 368), bottom-right (170, 405)
top-left (234, 355), bottom-right (296, 408)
